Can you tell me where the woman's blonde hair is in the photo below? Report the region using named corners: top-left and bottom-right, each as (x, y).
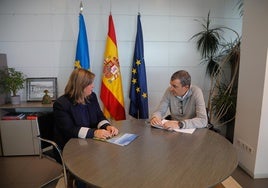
top-left (64, 68), bottom-right (95, 103)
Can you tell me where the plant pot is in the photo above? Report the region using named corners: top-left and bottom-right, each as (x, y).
top-left (11, 95), bottom-right (20, 105)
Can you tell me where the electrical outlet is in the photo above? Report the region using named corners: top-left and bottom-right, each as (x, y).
top-left (236, 139), bottom-right (254, 154)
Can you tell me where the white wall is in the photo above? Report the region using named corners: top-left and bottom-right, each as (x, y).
top-left (233, 0), bottom-right (268, 178)
top-left (0, 0), bottom-right (242, 118)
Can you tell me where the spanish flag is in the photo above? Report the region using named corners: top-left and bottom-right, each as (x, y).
top-left (100, 14), bottom-right (126, 120)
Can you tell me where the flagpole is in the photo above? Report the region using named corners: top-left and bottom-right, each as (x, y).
top-left (80, 1), bottom-right (83, 13)
top-left (109, 0), bottom-right (112, 13)
top-left (138, 0), bottom-right (141, 13)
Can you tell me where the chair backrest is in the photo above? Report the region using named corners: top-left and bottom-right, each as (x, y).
top-left (37, 112), bottom-right (55, 149)
top-left (36, 112), bottom-right (68, 187)
top-left (206, 108), bottom-right (220, 133)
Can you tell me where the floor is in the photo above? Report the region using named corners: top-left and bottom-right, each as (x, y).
top-left (0, 156), bottom-right (62, 188)
top-left (231, 166), bottom-right (268, 188)
top-left (0, 156), bottom-right (268, 188)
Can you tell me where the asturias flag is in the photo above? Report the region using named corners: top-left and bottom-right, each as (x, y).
top-left (100, 14), bottom-right (126, 120)
top-left (74, 13), bottom-right (90, 70)
top-left (129, 14), bottom-right (149, 119)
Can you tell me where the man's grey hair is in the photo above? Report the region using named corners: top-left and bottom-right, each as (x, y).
top-left (171, 70), bottom-right (191, 87)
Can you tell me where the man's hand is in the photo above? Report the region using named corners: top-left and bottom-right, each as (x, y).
top-left (163, 120), bottom-right (179, 130)
top-left (150, 116), bottom-right (162, 125)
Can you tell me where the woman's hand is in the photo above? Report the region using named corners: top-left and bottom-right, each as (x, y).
top-left (94, 129), bottom-right (112, 139)
top-left (106, 125), bottom-right (119, 137)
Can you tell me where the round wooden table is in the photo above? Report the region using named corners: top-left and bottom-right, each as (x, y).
top-left (63, 119), bottom-right (238, 188)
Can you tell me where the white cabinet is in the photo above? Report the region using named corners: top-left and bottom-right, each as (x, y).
top-left (0, 102), bottom-right (52, 156)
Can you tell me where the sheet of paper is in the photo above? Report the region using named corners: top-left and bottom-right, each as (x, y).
top-left (107, 133), bottom-right (138, 146)
top-left (173, 128), bottom-right (196, 134)
top-left (94, 133), bottom-right (138, 146)
top-left (151, 119), bottom-right (196, 134)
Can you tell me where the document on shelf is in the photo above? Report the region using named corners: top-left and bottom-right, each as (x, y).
top-left (150, 119), bottom-right (196, 134)
top-left (94, 133), bottom-right (138, 146)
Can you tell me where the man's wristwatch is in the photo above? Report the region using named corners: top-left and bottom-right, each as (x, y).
top-left (178, 121), bottom-right (183, 129)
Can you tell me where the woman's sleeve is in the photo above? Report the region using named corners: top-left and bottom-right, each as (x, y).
top-left (53, 98), bottom-right (92, 138)
top-left (90, 93), bottom-right (110, 129)
top-left (53, 99), bottom-right (98, 138)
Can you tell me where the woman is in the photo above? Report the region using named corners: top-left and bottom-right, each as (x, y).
top-left (53, 68), bottom-right (119, 151)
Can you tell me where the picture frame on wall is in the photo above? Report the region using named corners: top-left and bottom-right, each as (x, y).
top-left (26, 77), bottom-right (57, 101)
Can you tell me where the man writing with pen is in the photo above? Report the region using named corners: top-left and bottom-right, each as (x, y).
top-left (150, 70), bottom-right (207, 130)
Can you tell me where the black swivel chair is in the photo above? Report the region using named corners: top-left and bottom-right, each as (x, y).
top-left (206, 108), bottom-right (220, 133)
top-left (36, 112), bottom-right (68, 188)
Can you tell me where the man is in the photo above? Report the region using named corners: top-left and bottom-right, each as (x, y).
top-left (150, 70), bottom-right (207, 130)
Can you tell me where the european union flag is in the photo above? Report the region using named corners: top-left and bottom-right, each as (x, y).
top-left (129, 14), bottom-right (148, 119)
top-left (74, 13), bottom-right (90, 70)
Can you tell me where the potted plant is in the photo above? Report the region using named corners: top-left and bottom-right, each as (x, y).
top-left (0, 67), bottom-right (26, 104)
top-left (190, 11), bottom-right (241, 142)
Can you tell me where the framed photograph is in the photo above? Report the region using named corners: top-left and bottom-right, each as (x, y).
top-left (26, 77), bottom-right (57, 101)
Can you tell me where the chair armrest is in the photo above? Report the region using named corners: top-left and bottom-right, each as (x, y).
top-left (36, 136), bottom-right (63, 161)
top-left (36, 135), bottom-right (68, 187)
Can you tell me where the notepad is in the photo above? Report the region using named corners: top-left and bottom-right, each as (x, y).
top-left (151, 119), bottom-right (196, 134)
top-left (173, 128), bottom-right (196, 134)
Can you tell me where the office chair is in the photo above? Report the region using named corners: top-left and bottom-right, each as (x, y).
top-left (36, 112), bottom-right (68, 188)
top-left (206, 108), bottom-right (220, 133)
